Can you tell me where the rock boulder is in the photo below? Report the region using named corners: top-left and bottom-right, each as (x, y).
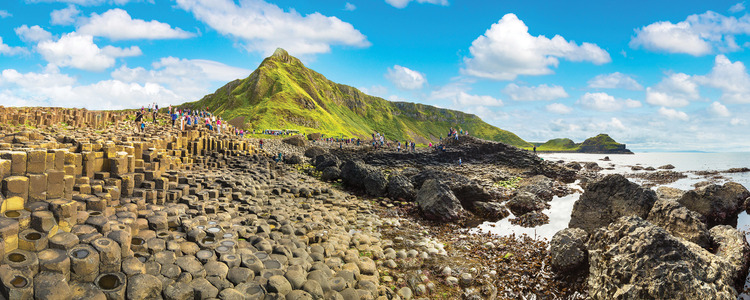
top-left (549, 228), bottom-right (588, 274)
top-left (415, 179), bottom-right (467, 222)
top-left (587, 216), bottom-right (739, 299)
top-left (678, 182), bottom-right (750, 227)
top-left (646, 198), bottom-right (709, 248)
top-left (282, 135), bottom-right (306, 147)
top-left (569, 174), bottom-right (657, 233)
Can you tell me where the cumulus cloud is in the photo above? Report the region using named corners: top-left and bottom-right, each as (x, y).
top-left (111, 57), bottom-right (251, 99)
top-left (731, 118), bottom-right (747, 125)
top-left (658, 107), bottom-right (689, 121)
top-left (37, 33), bottom-right (141, 71)
top-left (175, 0), bottom-right (370, 55)
top-left (51, 5), bottom-right (81, 25)
top-left (385, 0), bottom-right (448, 9)
top-left (693, 55), bottom-right (750, 103)
top-left (78, 9), bottom-right (194, 40)
top-left (630, 11), bottom-right (750, 55)
top-left (359, 85), bottom-right (388, 97)
top-left (502, 83), bottom-right (568, 101)
top-left (344, 2), bottom-right (356, 11)
top-left (385, 65), bottom-right (427, 90)
top-left (545, 103), bottom-right (572, 114)
top-left (0, 67), bottom-right (179, 109)
top-left (0, 10), bottom-right (11, 18)
top-left (0, 37), bottom-right (27, 56)
top-left (15, 25), bottom-right (53, 43)
top-left (430, 82), bottom-right (503, 107)
top-left (708, 101), bottom-right (731, 117)
top-left (645, 73), bottom-right (699, 107)
top-left (587, 72), bottom-right (643, 90)
top-left (577, 92), bottom-right (641, 111)
top-left (462, 13), bottom-right (610, 80)
top-left (730, 2), bottom-right (746, 13)
top-left (26, 0), bottom-right (143, 5)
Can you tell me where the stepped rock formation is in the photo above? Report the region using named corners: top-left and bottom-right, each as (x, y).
top-left (181, 48), bottom-right (531, 147)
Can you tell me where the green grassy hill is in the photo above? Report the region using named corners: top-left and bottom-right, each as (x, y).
top-left (533, 134), bottom-right (632, 153)
top-left (180, 48), bottom-right (531, 147)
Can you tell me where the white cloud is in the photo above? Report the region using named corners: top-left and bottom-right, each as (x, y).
top-left (430, 82), bottom-right (503, 107)
top-left (708, 101), bottom-right (731, 117)
top-left (37, 33), bottom-right (141, 71)
top-left (359, 85), bottom-right (388, 97)
top-left (25, 0), bottom-right (143, 5)
top-left (658, 107), bottom-right (689, 121)
top-left (462, 13), bottom-right (610, 80)
top-left (0, 37), bottom-right (27, 56)
top-left (385, 65), bottom-right (427, 90)
top-left (175, 0), bottom-right (370, 55)
top-left (15, 25), bottom-right (53, 43)
top-left (577, 92), bottom-right (641, 111)
top-left (344, 2), bottom-right (356, 11)
top-left (693, 55), bottom-right (750, 103)
top-left (50, 5), bottom-right (81, 25)
top-left (731, 118), bottom-right (747, 125)
top-left (385, 0), bottom-right (448, 9)
top-left (0, 10), bottom-right (11, 18)
top-left (587, 72), bottom-right (643, 90)
top-left (0, 68), bottom-right (181, 109)
top-left (730, 2), bottom-right (746, 13)
top-left (546, 103), bottom-right (572, 114)
top-left (630, 11), bottom-right (750, 55)
top-left (502, 83), bottom-right (568, 101)
top-left (78, 9), bottom-right (194, 40)
top-left (645, 73), bottom-right (699, 107)
top-left (111, 57), bottom-right (251, 99)
top-left (456, 92), bottom-right (503, 107)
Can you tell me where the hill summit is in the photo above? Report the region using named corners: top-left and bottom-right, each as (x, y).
top-left (534, 134), bottom-right (633, 154)
top-left (181, 48), bottom-right (531, 147)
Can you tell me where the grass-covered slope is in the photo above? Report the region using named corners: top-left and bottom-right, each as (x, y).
top-left (533, 134), bottom-right (632, 153)
top-left (181, 48), bottom-right (531, 147)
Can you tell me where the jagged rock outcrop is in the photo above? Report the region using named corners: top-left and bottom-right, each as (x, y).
top-left (340, 160), bottom-right (387, 196)
top-left (678, 182), bottom-right (750, 227)
top-left (506, 192), bottom-right (548, 216)
top-left (415, 179), bottom-right (467, 222)
top-left (386, 174), bottom-right (416, 201)
top-left (646, 198), bottom-right (710, 248)
top-left (516, 175), bottom-right (569, 201)
top-left (282, 135), bottom-right (306, 147)
top-left (569, 174), bottom-right (657, 233)
top-left (587, 216), bottom-right (741, 299)
top-left (709, 225), bottom-right (750, 289)
top-left (549, 228), bottom-right (588, 274)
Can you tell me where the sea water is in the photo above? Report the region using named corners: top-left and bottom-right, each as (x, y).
top-left (473, 152), bottom-right (750, 240)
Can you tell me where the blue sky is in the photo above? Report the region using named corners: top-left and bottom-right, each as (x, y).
top-left (1, 0), bottom-right (749, 151)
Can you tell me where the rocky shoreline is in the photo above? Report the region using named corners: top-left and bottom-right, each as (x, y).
top-left (0, 106), bottom-right (749, 299)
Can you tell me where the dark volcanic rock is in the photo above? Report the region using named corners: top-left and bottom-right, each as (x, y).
top-left (282, 135), bottom-right (306, 147)
top-left (320, 166), bottom-right (341, 182)
top-left (387, 174), bottom-right (416, 201)
top-left (340, 160), bottom-right (387, 196)
top-left (549, 228), bottom-right (588, 274)
top-left (587, 216), bottom-right (741, 299)
top-left (471, 201), bottom-right (509, 221)
top-left (415, 179), bottom-right (467, 222)
top-left (506, 192), bottom-right (548, 216)
top-left (516, 175), bottom-right (569, 201)
top-left (284, 154), bottom-right (304, 165)
top-left (569, 174), bottom-right (657, 233)
top-left (314, 154), bottom-right (340, 171)
top-left (646, 198), bottom-right (710, 248)
top-left (678, 182), bottom-right (750, 228)
top-left (304, 146), bottom-right (327, 158)
top-left (412, 169), bottom-right (495, 207)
